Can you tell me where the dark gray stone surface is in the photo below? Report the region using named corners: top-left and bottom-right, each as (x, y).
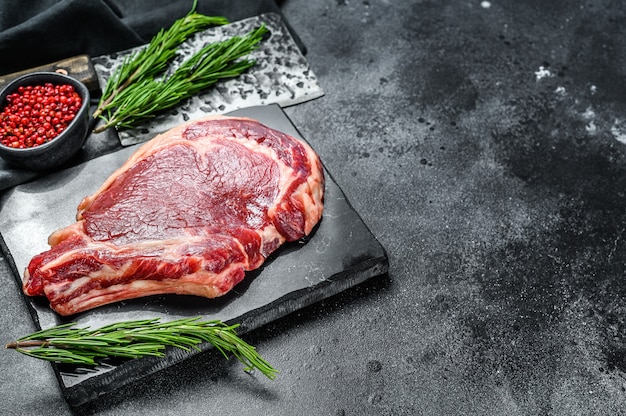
top-left (2, 0), bottom-right (626, 414)
top-left (0, 104), bottom-right (387, 407)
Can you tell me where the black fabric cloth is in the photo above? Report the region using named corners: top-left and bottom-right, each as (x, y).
top-left (0, 0), bottom-right (298, 75)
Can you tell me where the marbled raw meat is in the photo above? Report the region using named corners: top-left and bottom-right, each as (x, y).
top-left (23, 116), bottom-right (325, 316)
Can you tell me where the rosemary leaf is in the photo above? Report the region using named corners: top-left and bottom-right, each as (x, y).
top-left (94, 1), bottom-right (229, 119)
top-left (94, 23), bottom-right (268, 133)
top-left (6, 317), bottom-right (278, 380)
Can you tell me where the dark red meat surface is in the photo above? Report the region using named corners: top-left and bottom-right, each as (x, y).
top-left (23, 116), bottom-right (325, 316)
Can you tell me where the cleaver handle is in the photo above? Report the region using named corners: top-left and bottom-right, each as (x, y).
top-left (0, 55), bottom-right (100, 95)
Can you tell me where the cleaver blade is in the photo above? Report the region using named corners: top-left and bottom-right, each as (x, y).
top-left (92, 12), bottom-right (324, 146)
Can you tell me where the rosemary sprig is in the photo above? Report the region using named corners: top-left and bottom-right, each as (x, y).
top-left (5, 317), bottom-right (278, 380)
top-left (93, 1), bottom-right (228, 120)
top-left (93, 24), bottom-right (268, 133)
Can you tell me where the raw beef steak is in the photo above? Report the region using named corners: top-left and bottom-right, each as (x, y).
top-left (23, 116), bottom-right (325, 316)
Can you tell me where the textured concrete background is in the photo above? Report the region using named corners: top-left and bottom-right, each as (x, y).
top-left (2, 0), bottom-right (626, 414)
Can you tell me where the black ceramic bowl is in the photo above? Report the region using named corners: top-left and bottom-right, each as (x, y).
top-left (0, 72), bottom-right (90, 171)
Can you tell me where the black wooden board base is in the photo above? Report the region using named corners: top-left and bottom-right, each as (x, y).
top-left (0, 105), bottom-right (388, 406)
